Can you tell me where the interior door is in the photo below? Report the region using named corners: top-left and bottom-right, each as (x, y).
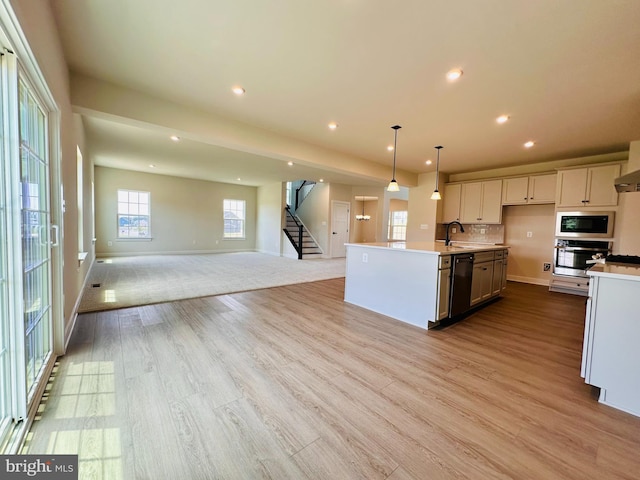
top-left (331, 201), bottom-right (349, 258)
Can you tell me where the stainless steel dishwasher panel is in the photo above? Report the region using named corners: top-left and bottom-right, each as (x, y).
top-left (449, 253), bottom-right (474, 317)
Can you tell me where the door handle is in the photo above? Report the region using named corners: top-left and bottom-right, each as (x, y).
top-left (332, 232), bottom-right (337, 234)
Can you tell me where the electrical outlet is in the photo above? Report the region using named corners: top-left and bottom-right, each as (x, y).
top-left (107, 241), bottom-right (113, 247)
top-left (527, 231), bottom-right (533, 238)
top-left (480, 228), bottom-right (486, 234)
top-left (451, 227), bottom-right (457, 234)
top-left (543, 262), bottom-right (551, 271)
top-left (362, 253), bottom-right (368, 263)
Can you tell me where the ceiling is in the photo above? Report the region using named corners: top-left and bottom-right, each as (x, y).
top-left (51, 0), bottom-right (640, 187)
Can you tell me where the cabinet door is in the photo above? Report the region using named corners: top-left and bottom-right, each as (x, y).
top-left (480, 180), bottom-right (503, 223)
top-left (442, 183), bottom-right (462, 223)
top-left (528, 174), bottom-right (556, 203)
top-left (492, 259), bottom-right (503, 296)
top-left (557, 168), bottom-right (588, 207)
top-left (586, 164), bottom-right (620, 206)
top-left (480, 261), bottom-right (494, 301)
top-left (470, 263), bottom-right (484, 306)
top-left (501, 252), bottom-right (508, 291)
top-left (460, 182), bottom-right (482, 223)
top-left (502, 177), bottom-right (529, 205)
top-left (437, 268), bottom-right (451, 320)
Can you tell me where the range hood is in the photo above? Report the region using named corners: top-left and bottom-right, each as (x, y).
top-left (614, 170), bottom-right (640, 193)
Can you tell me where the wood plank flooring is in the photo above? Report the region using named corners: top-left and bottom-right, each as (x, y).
top-left (23, 279), bottom-right (640, 479)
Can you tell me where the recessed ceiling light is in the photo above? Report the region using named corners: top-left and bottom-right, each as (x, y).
top-left (426, 160), bottom-right (432, 165)
top-left (149, 164), bottom-right (156, 168)
top-left (328, 122), bottom-right (338, 130)
top-left (237, 177), bottom-right (242, 181)
top-left (446, 68), bottom-right (463, 81)
top-left (170, 135), bottom-right (180, 142)
top-left (496, 115), bottom-right (510, 124)
top-left (319, 178), bottom-right (324, 183)
top-left (387, 145), bottom-right (394, 151)
top-left (524, 141), bottom-right (535, 148)
top-left (287, 161), bottom-right (294, 166)
top-left (232, 86), bottom-right (245, 95)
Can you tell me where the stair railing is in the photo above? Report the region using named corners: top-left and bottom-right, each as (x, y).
top-left (283, 205), bottom-right (304, 259)
top-left (294, 180), bottom-right (316, 211)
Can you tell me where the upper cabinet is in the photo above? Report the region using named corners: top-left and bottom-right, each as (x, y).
top-left (442, 183), bottom-right (462, 223)
top-left (460, 179), bottom-right (503, 224)
top-left (502, 173), bottom-right (556, 205)
top-left (556, 163), bottom-right (621, 208)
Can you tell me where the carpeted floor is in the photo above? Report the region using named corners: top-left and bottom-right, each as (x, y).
top-left (78, 252), bottom-right (346, 313)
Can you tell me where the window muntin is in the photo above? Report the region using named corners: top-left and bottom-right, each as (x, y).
top-left (223, 199), bottom-right (245, 239)
top-left (117, 189), bottom-right (150, 238)
top-left (388, 210), bottom-right (407, 241)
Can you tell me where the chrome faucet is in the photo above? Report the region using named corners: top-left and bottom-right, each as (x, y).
top-left (445, 221), bottom-right (465, 246)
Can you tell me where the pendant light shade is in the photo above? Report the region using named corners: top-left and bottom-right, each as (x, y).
top-left (430, 145), bottom-right (443, 200)
top-left (387, 125), bottom-right (402, 192)
top-left (355, 196), bottom-right (371, 221)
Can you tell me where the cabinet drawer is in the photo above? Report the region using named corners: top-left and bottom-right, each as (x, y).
top-left (494, 249), bottom-right (507, 259)
top-left (474, 251), bottom-right (495, 263)
top-left (439, 255), bottom-right (452, 268)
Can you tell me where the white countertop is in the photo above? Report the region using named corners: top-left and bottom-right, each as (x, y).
top-left (345, 241), bottom-right (508, 255)
top-left (588, 263), bottom-right (640, 281)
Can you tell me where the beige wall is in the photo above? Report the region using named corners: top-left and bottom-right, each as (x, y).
top-left (503, 204), bottom-right (556, 285)
top-left (10, 0), bottom-right (93, 343)
top-left (407, 171), bottom-right (439, 242)
top-left (95, 167), bottom-right (257, 256)
top-left (256, 182), bottom-right (284, 256)
top-left (614, 140), bottom-right (640, 255)
top-left (352, 200), bottom-right (378, 243)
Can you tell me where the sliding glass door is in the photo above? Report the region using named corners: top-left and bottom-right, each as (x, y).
top-left (19, 77), bottom-right (53, 399)
top-left (0, 41), bottom-right (57, 448)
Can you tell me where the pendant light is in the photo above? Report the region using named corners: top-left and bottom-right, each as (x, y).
top-left (355, 196), bottom-right (371, 221)
top-left (430, 145), bottom-right (443, 200)
top-left (387, 125), bottom-right (401, 192)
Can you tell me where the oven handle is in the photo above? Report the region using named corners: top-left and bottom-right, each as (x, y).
top-left (554, 246), bottom-right (609, 252)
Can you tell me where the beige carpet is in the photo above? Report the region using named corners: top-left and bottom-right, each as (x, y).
top-left (78, 252), bottom-right (346, 313)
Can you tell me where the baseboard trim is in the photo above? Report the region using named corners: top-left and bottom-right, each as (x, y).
top-left (94, 248), bottom-right (257, 257)
top-left (507, 275), bottom-right (550, 286)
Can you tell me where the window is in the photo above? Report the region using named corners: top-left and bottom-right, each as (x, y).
top-left (223, 199), bottom-right (245, 239)
top-left (388, 210), bottom-right (407, 241)
top-left (118, 189), bottom-right (150, 238)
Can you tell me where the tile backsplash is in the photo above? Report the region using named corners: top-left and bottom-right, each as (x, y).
top-left (435, 223), bottom-right (505, 244)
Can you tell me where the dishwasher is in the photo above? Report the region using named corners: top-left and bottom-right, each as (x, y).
top-left (449, 253), bottom-right (474, 317)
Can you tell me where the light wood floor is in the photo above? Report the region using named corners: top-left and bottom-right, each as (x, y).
top-left (24, 279), bottom-right (640, 479)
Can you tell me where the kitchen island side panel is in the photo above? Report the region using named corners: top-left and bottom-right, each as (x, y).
top-left (344, 244), bottom-right (439, 329)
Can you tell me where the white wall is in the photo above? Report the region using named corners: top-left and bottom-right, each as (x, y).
top-left (9, 0), bottom-right (93, 341)
top-left (256, 182), bottom-right (284, 256)
top-left (95, 167), bottom-right (257, 256)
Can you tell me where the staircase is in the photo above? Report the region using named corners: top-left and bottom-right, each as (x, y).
top-left (283, 206), bottom-right (323, 259)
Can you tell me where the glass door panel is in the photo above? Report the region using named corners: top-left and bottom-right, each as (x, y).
top-left (18, 79), bottom-right (51, 399)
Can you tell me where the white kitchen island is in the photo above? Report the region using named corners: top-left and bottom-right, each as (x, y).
top-left (582, 263), bottom-right (640, 417)
top-left (344, 242), bottom-right (508, 329)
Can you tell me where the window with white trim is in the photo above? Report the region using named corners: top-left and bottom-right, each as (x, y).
top-left (388, 210), bottom-right (407, 241)
top-left (117, 189), bottom-right (150, 238)
top-left (223, 199), bottom-right (245, 239)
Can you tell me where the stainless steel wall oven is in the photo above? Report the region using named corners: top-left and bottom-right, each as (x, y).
top-left (554, 239), bottom-right (611, 278)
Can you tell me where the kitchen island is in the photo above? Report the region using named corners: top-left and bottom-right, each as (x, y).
top-left (582, 263), bottom-right (640, 417)
top-left (344, 242), bottom-right (509, 329)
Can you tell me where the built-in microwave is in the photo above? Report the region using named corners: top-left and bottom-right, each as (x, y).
top-left (555, 211), bottom-right (614, 238)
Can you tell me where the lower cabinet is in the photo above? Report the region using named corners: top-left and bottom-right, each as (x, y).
top-left (437, 265), bottom-right (451, 320)
top-left (471, 249), bottom-right (508, 307)
top-left (471, 251), bottom-right (495, 306)
top-left (492, 258), bottom-right (504, 296)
